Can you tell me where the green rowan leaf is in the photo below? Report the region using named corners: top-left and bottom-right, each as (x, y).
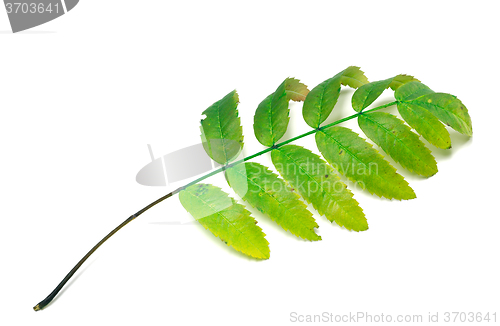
top-left (254, 78), bottom-right (309, 147)
top-left (226, 162), bottom-right (321, 241)
top-left (200, 90), bottom-right (243, 165)
top-left (179, 183), bottom-right (270, 259)
top-left (396, 81), bottom-right (473, 136)
top-left (358, 112), bottom-right (438, 177)
top-left (33, 68), bottom-right (478, 311)
top-left (302, 66), bottom-right (368, 129)
top-left (316, 127), bottom-right (416, 200)
top-left (271, 145), bottom-right (368, 232)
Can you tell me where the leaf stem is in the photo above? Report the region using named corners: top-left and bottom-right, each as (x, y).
top-left (361, 100), bottom-right (398, 114)
top-left (33, 191), bottom-right (175, 311)
top-left (33, 100), bottom-right (397, 311)
top-left (180, 101), bottom-right (397, 190)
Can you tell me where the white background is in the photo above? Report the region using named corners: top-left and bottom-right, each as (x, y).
top-left (1, 1), bottom-right (499, 325)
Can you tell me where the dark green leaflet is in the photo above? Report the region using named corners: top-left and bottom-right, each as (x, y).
top-left (254, 78), bottom-right (309, 147)
top-left (302, 66), bottom-right (368, 128)
top-left (200, 90), bottom-right (243, 164)
top-left (352, 77), bottom-right (394, 112)
top-left (302, 75), bottom-right (342, 128)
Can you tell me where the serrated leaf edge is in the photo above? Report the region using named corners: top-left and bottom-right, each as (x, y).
top-left (359, 113), bottom-right (438, 177)
top-left (273, 147), bottom-right (367, 231)
top-left (317, 129), bottom-right (416, 200)
top-left (227, 164), bottom-right (321, 241)
top-left (181, 185), bottom-right (270, 259)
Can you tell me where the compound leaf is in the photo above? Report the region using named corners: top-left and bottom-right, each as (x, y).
top-left (302, 66), bottom-right (368, 129)
top-left (316, 127), bottom-right (416, 200)
top-left (271, 145), bottom-right (368, 232)
top-left (226, 162), bottom-right (321, 241)
top-left (396, 81), bottom-right (473, 136)
top-left (254, 78), bottom-right (309, 147)
top-left (200, 90), bottom-right (243, 165)
top-left (179, 183), bottom-right (270, 259)
top-left (358, 112), bottom-right (438, 177)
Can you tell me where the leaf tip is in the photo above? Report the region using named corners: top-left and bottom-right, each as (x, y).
top-left (257, 250), bottom-right (271, 260)
top-left (340, 66), bottom-right (369, 88)
top-left (407, 192), bottom-right (417, 200)
top-left (308, 233), bottom-right (322, 241)
top-left (230, 89), bottom-right (240, 103)
top-left (389, 74), bottom-right (421, 91)
top-left (350, 223), bottom-right (369, 232)
top-left (285, 77), bottom-right (310, 102)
